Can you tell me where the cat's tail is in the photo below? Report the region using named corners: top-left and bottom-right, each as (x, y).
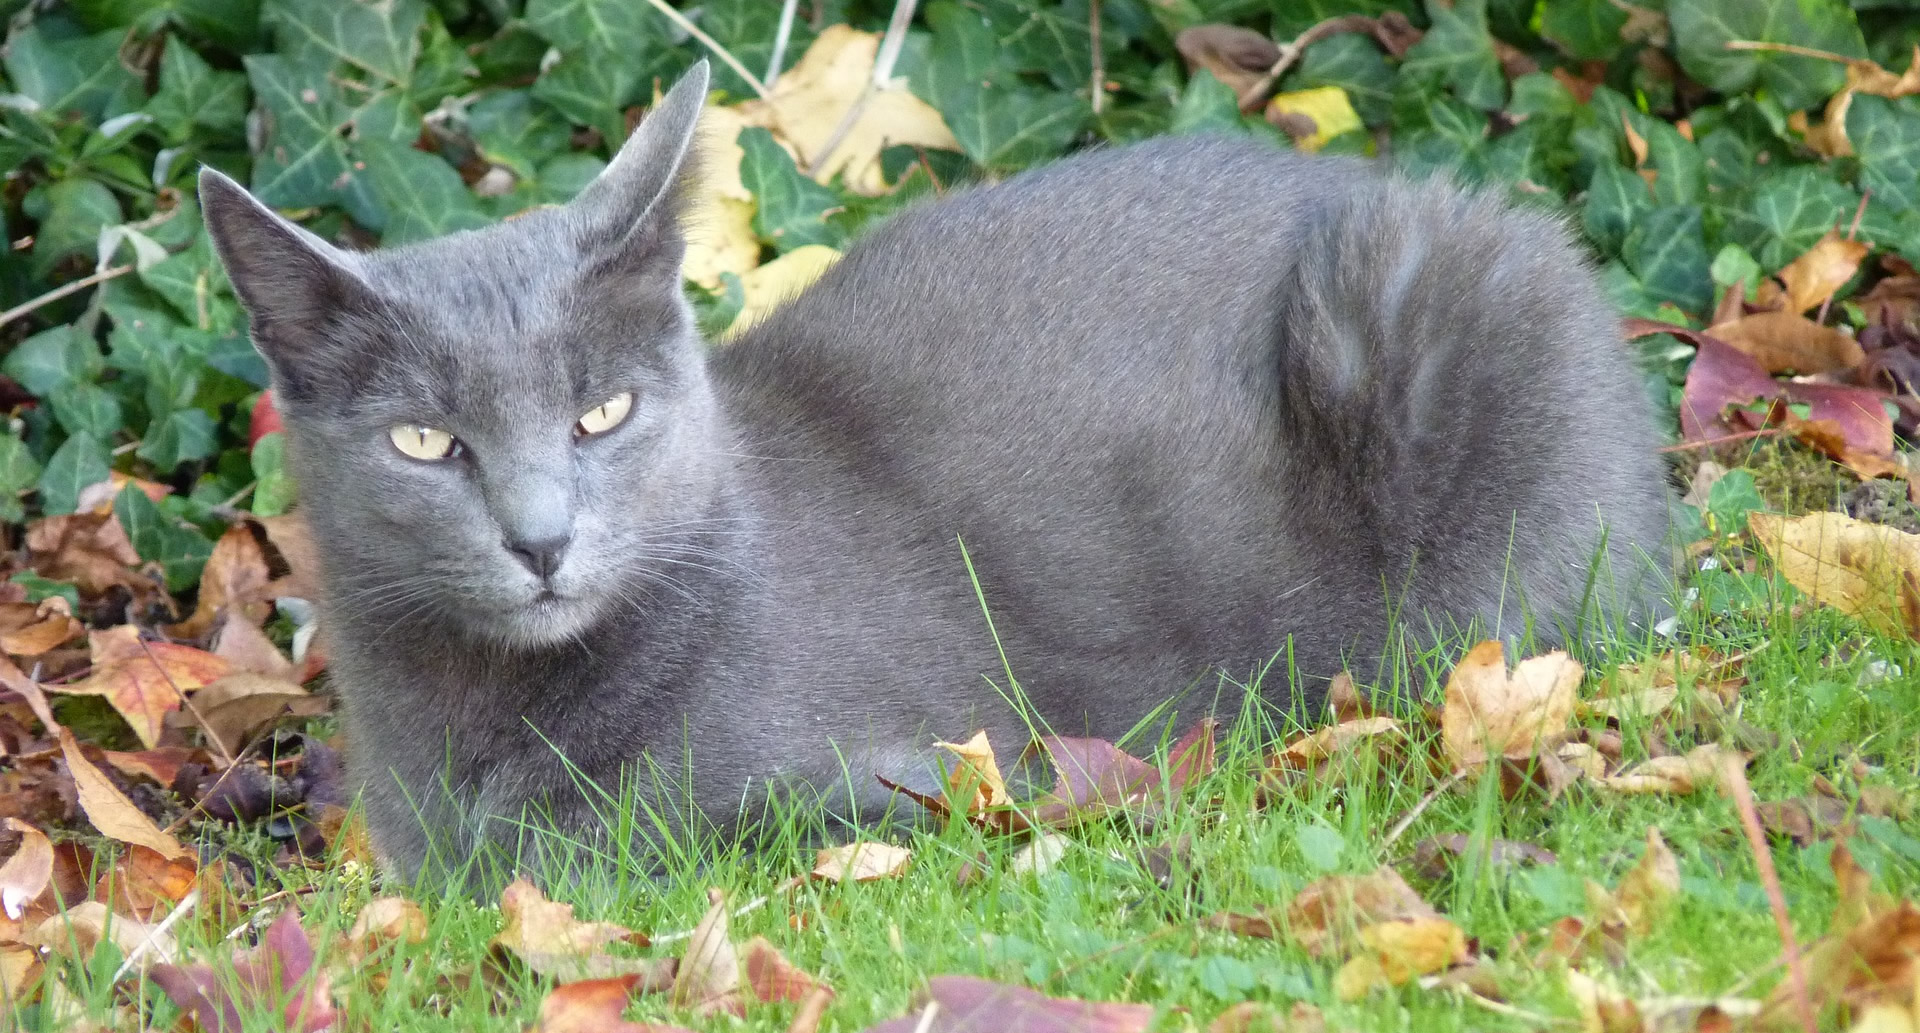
top-left (1271, 172), bottom-right (1675, 649)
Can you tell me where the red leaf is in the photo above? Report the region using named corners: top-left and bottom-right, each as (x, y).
top-left (527, 974), bottom-right (699, 1033)
top-left (150, 910), bottom-right (336, 1033)
top-left (859, 976), bottom-right (1155, 1033)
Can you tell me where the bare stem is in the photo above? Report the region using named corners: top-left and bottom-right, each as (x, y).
top-left (1089, 0), bottom-right (1105, 116)
top-left (1236, 14), bottom-right (1380, 113)
top-left (639, 0), bottom-right (769, 99)
top-left (766, 0), bottom-right (801, 88)
top-left (0, 264), bottom-right (134, 329)
top-left (1720, 754), bottom-right (1817, 1033)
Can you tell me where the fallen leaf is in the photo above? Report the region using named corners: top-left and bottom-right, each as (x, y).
top-left (49, 625), bottom-right (232, 748)
top-left (1769, 901), bottom-right (1920, 1024)
top-left (347, 896), bottom-right (427, 960)
top-left (150, 909), bottom-right (335, 1033)
top-left (58, 728), bottom-right (187, 860)
top-left (859, 975), bottom-right (1155, 1033)
top-left (1174, 25), bottom-right (1281, 97)
top-left (0, 944), bottom-right (39, 1001)
top-left (1166, 719), bottom-right (1218, 794)
top-left (1441, 640), bottom-right (1581, 769)
top-left (0, 818), bottom-right (52, 920)
top-left (1584, 649), bottom-right (1744, 724)
top-left (1593, 743), bottom-right (1744, 795)
top-left (190, 672), bottom-right (327, 756)
top-left (96, 844), bottom-right (196, 921)
top-left (493, 878), bottom-right (656, 982)
top-left (1010, 830), bottom-right (1070, 877)
top-left (1706, 310), bottom-right (1864, 375)
top-left (169, 524), bottom-right (273, 639)
top-left (28, 899), bottom-right (178, 969)
top-left (528, 974), bottom-right (698, 1033)
top-left (1614, 827), bottom-right (1681, 936)
top-left (0, 603), bottom-right (83, 658)
top-left (813, 842), bottom-right (912, 883)
top-left (1750, 512), bottom-right (1920, 638)
top-left (1333, 916), bottom-right (1468, 999)
top-left (1207, 1001), bottom-right (1326, 1033)
top-left (1757, 229), bottom-right (1872, 315)
top-left (672, 888), bottom-right (741, 1015)
top-left (935, 730), bottom-right (1013, 813)
top-left (1031, 736), bottom-right (1160, 824)
top-left (738, 25), bottom-right (959, 195)
top-left (1266, 87), bottom-right (1362, 151)
top-left (1402, 834), bottom-right (1556, 881)
top-left (741, 936), bottom-right (829, 1004)
top-left (1285, 867), bottom-right (1438, 959)
top-left (24, 512), bottom-right (145, 598)
top-left (728, 245), bottom-right (842, 338)
top-left (1273, 716), bottom-right (1404, 768)
top-left (1756, 780), bottom-right (1896, 845)
top-left (212, 614), bottom-right (294, 679)
top-left (99, 746), bottom-right (195, 786)
top-left (251, 513), bottom-right (321, 603)
top-left (0, 654), bottom-right (57, 731)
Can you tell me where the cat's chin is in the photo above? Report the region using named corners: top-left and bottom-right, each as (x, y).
top-left (470, 594), bottom-right (604, 649)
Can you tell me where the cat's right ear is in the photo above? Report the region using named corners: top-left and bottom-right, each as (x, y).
top-left (198, 168), bottom-right (375, 388)
top-left (565, 60), bottom-right (709, 274)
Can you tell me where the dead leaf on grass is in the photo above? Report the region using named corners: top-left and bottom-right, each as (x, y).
top-left (672, 887), bottom-right (740, 1015)
top-left (813, 841), bottom-right (911, 883)
top-left (1751, 511), bottom-right (1920, 638)
top-left (346, 896), bottom-right (427, 959)
top-left (528, 974), bottom-right (698, 1033)
top-left (1285, 866), bottom-right (1439, 959)
top-left (58, 728), bottom-right (187, 860)
top-left (1207, 1000), bottom-right (1326, 1033)
top-left (150, 909), bottom-right (335, 1033)
top-left (1613, 827), bottom-right (1681, 936)
top-left (1756, 778), bottom-right (1898, 845)
top-left (935, 730), bottom-right (1012, 813)
top-left (28, 898), bottom-right (178, 970)
top-left (492, 878), bottom-right (659, 983)
top-left (1332, 916), bottom-right (1468, 1000)
top-left (1593, 743), bottom-right (1745, 796)
top-left (1441, 640), bottom-right (1580, 770)
top-left (1402, 834), bottom-right (1556, 881)
top-left (858, 974), bottom-right (1155, 1033)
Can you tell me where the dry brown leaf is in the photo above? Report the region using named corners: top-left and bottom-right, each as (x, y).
top-left (1332, 916), bottom-right (1468, 1000)
top-left (27, 899), bottom-right (177, 969)
top-left (528, 974), bottom-right (698, 1033)
top-left (812, 842), bottom-right (911, 883)
top-left (252, 512), bottom-right (321, 602)
top-left (740, 936), bottom-right (829, 1004)
top-left (860, 975), bottom-right (1155, 1033)
top-left (0, 654), bottom-right (57, 732)
top-left (737, 25), bottom-right (959, 195)
top-left (1705, 309), bottom-right (1864, 375)
top-left (169, 524), bottom-right (273, 639)
top-left (1594, 743), bottom-right (1744, 795)
top-left (57, 728), bottom-right (187, 860)
top-left (1174, 24), bottom-right (1282, 97)
top-left (1275, 716), bottom-right (1404, 768)
top-left (492, 878), bottom-right (654, 982)
top-left (1771, 901), bottom-right (1920, 1023)
top-left (212, 612), bottom-right (293, 678)
top-left (190, 672), bottom-right (327, 755)
top-left (1010, 830), bottom-right (1070, 877)
top-left (1757, 229), bottom-right (1873, 315)
top-left (48, 625), bottom-right (232, 748)
top-left (1441, 640), bottom-right (1581, 769)
top-left (1750, 511), bottom-right (1920, 639)
top-left (1585, 649), bottom-right (1743, 725)
top-left (934, 729), bottom-right (1012, 813)
top-left (24, 512), bottom-right (145, 598)
top-left (96, 844), bottom-right (197, 921)
top-left (1615, 827), bottom-right (1681, 936)
top-left (673, 887), bottom-right (742, 1015)
top-left (0, 604), bottom-right (84, 659)
top-left (1207, 1001), bottom-right (1327, 1033)
top-left (1285, 866), bottom-right (1438, 959)
top-left (0, 818), bottom-right (52, 920)
top-left (348, 897), bottom-right (427, 960)
top-left (0, 944), bottom-right (38, 1001)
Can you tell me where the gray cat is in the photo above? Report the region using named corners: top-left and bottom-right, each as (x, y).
top-left (198, 61), bottom-right (1670, 887)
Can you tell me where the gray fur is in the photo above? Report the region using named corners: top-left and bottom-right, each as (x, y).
top-left (199, 61), bottom-right (1671, 887)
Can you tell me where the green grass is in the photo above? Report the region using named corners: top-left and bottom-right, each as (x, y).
top-left (18, 550), bottom-right (1920, 1033)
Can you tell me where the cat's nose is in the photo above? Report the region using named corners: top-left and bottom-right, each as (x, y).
top-left (505, 533), bottom-right (571, 580)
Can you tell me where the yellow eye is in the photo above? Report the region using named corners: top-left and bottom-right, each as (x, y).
top-left (576, 392), bottom-right (633, 437)
top-left (389, 424), bottom-right (459, 461)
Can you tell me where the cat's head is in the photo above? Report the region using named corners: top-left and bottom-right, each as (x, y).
top-left (201, 62), bottom-right (725, 648)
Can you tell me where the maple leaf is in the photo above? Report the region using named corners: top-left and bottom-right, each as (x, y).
top-left (150, 909), bottom-right (337, 1033)
top-left (48, 625), bottom-right (232, 748)
top-left (57, 728), bottom-right (189, 861)
top-left (1440, 640), bottom-right (1581, 770)
top-left (491, 878), bottom-right (662, 983)
top-left (1750, 512), bottom-right (1920, 639)
top-left (527, 974), bottom-right (698, 1033)
top-left (858, 975), bottom-right (1155, 1033)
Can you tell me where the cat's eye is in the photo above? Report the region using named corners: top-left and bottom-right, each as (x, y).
top-left (389, 424), bottom-right (460, 461)
top-left (575, 392), bottom-right (634, 438)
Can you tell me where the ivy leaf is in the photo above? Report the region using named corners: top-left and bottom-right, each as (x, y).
top-left (1171, 72), bottom-right (1247, 136)
top-left (204, 333), bottom-right (272, 390)
top-left (1640, 120), bottom-right (1706, 206)
top-left (739, 128), bottom-right (843, 252)
top-left (138, 409), bottom-right (219, 475)
top-left (531, 43), bottom-right (645, 147)
top-left (38, 433), bottom-right (111, 517)
top-left (31, 178), bottom-right (123, 278)
top-left (1583, 161), bottom-right (1651, 254)
top-left (1624, 204), bottom-right (1713, 315)
top-left (1, 25), bottom-right (140, 122)
top-left (250, 433), bottom-right (297, 517)
top-left (974, 0), bottom-right (1097, 90)
top-left (467, 90), bottom-right (572, 179)
top-left (1848, 95), bottom-right (1920, 212)
top-left (1401, 0), bottom-right (1505, 111)
top-left (358, 140), bottom-right (492, 245)
top-left (909, 3), bottom-right (1089, 172)
top-left (114, 486), bottom-right (214, 593)
top-left (1668, 0), bottom-right (1865, 113)
top-left (138, 235), bottom-right (227, 327)
top-left (702, 0), bottom-right (818, 96)
top-left (1719, 166), bottom-right (1861, 270)
top-left (242, 55), bottom-right (358, 211)
top-left (1539, 0), bottom-right (1629, 61)
top-left (271, 0), bottom-right (426, 88)
top-left (0, 435), bottom-right (42, 525)
top-left (2, 325), bottom-right (105, 398)
top-left (49, 384), bottom-right (124, 440)
top-left (145, 37), bottom-right (249, 141)
top-left (523, 0), bottom-right (648, 53)
top-left (1293, 33), bottom-right (1397, 126)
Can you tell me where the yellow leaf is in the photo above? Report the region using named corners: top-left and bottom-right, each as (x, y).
top-left (58, 728), bottom-right (188, 861)
top-left (813, 841), bottom-right (912, 882)
top-left (1593, 743), bottom-right (1743, 796)
top-left (740, 25), bottom-right (960, 195)
top-left (1440, 640), bottom-right (1581, 770)
top-left (682, 104), bottom-right (762, 291)
top-left (1265, 87), bottom-right (1362, 152)
top-left (1359, 916), bottom-right (1467, 982)
top-left (935, 729), bottom-right (1013, 812)
top-left (1750, 511), bottom-right (1920, 639)
top-left (1757, 228), bottom-right (1872, 315)
top-left (727, 245), bottom-right (842, 339)
top-left (1614, 827), bottom-right (1680, 936)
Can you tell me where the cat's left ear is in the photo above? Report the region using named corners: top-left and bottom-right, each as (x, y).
top-left (566, 60), bottom-right (709, 276)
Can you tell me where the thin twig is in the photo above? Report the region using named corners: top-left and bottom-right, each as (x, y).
top-left (0, 264), bottom-right (133, 328)
top-left (1236, 14), bottom-right (1380, 113)
top-left (111, 886), bottom-right (200, 982)
top-left (806, 0), bottom-right (918, 175)
top-left (765, 0), bottom-right (801, 89)
top-left (1722, 40), bottom-right (1859, 64)
top-left (1720, 754), bottom-right (1817, 1033)
top-left (639, 0), bottom-right (769, 99)
top-left (1658, 428), bottom-right (1782, 453)
top-left (139, 636), bottom-right (236, 768)
top-left (1382, 771), bottom-right (1464, 849)
top-left (1089, 0), bottom-right (1105, 116)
